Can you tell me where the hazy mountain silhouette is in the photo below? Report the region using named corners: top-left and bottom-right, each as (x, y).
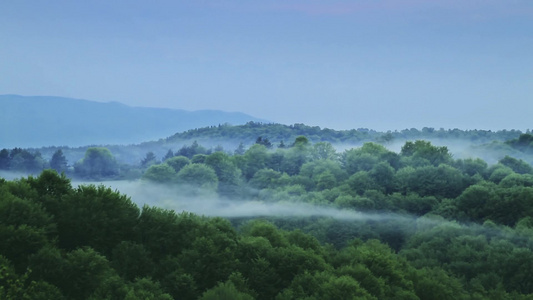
top-left (0, 95), bottom-right (268, 148)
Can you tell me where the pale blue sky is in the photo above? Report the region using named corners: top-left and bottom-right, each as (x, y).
top-left (1, 1), bottom-right (532, 131)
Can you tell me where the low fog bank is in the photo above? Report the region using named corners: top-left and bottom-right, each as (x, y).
top-left (74, 180), bottom-right (409, 221)
top-left (333, 138), bottom-right (511, 165)
top-left (74, 180), bottom-right (458, 233)
top-left (85, 180), bottom-right (533, 246)
top-left (0, 175), bottom-right (520, 241)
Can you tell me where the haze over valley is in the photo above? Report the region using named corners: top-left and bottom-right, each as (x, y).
top-left (2, 1), bottom-right (533, 299)
top-left (3, 126), bottom-right (533, 298)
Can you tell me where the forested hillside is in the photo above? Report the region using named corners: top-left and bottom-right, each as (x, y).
top-left (2, 130), bottom-right (533, 299)
top-left (2, 122), bottom-right (531, 174)
top-left (166, 122), bottom-right (524, 145)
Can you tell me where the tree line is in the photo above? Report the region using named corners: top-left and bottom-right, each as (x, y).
top-left (167, 122), bottom-right (526, 145)
top-left (4, 122), bottom-right (531, 175)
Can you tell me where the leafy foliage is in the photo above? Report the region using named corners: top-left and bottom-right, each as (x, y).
top-left (74, 147), bottom-right (119, 179)
top-left (3, 125), bottom-right (533, 299)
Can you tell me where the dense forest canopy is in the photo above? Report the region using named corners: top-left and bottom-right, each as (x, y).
top-left (2, 124), bottom-right (533, 299)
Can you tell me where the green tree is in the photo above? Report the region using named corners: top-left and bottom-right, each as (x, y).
top-left (395, 165), bottom-right (465, 198)
top-left (0, 190), bottom-right (56, 270)
top-left (236, 237), bottom-right (279, 299)
top-left (242, 144), bottom-right (269, 180)
top-left (57, 185), bottom-right (140, 254)
top-left (199, 281), bottom-right (254, 300)
top-left (0, 256), bottom-right (65, 300)
top-left (348, 171), bottom-right (380, 195)
top-left (205, 152), bottom-right (242, 196)
top-left (140, 152), bottom-right (158, 168)
top-left (343, 149), bottom-right (379, 174)
top-left (165, 156), bottom-right (191, 173)
top-left (191, 154), bottom-right (208, 164)
top-left (499, 173), bottom-right (533, 188)
top-left (27, 246), bottom-right (66, 291)
top-left (390, 193), bottom-right (438, 216)
top-left (249, 169), bottom-right (283, 190)
top-left (401, 140), bottom-right (452, 166)
top-left (277, 271), bottom-right (375, 300)
top-left (412, 267), bottom-right (468, 300)
top-left (61, 247), bottom-right (114, 300)
top-left (135, 207), bottom-right (190, 260)
top-left (49, 149), bottom-right (68, 173)
top-left (22, 170), bottom-right (73, 220)
top-left (234, 142), bottom-right (246, 155)
top-left (280, 136), bottom-right (311, 175)
top-left (369, 162), bottom-right (395, 194)
top-left (176, 163), bottom-right (218, 192)
top-left (338, 239), bottom-right (416, 298)
top-left (489, 186), bottom-right (533, 226)
top-left (506, 133), bottom-right (533, 152)
top-left (256, 136), bottom-right (273, 149)
top-left (0, 149), bottom-right (9, 169)
top-left (74, 147), bottom-right (119, 179)
top-left (162, 149), bottom-right (174, 161)
top-left (177, 141), bottom-right (207, 158)
top-left (454, 158), bottom-right (488, 178)
top-left (111, 241), bottom-right (154, 281)
top-left (499, 156), bottom-right (533, 174)
top-left (124, 278), bottom-right (173, 300)
top-left (142, 164), bottom-right (176, 183)
top-left (312, 142), bottom-right (338, 160)
top-left (0, 191), bottom-right (55, 236)
top-left (157, 269), bottom-right (198, 300)
top-left (488, 164), bottom-right (514, 183)
top-left (300, 159), bottom-right (347, 183)
top-left (502, 248), bottom-right (533, 294)
top-left (315, 171), bottom-right (337, 190)
top-left (9, 149), bottom-right (46, 173)
top-left (0, 224), bottom-right (49, 272)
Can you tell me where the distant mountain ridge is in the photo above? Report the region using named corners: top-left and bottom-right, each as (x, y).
top-left (0, 95), bottom-right (268, 148)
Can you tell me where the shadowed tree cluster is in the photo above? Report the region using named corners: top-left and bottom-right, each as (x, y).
top-left (2, 159), bottom-right (533, 299)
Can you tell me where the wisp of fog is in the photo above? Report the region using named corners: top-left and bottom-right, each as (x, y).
top-left (74, 180), bottom-right (447, 228)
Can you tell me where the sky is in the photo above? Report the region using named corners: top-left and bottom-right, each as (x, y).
top-left (1, 0), bottom-right (532, 131)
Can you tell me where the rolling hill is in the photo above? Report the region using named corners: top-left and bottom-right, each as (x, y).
top-left (0, 95), bottom-right (268, 148)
